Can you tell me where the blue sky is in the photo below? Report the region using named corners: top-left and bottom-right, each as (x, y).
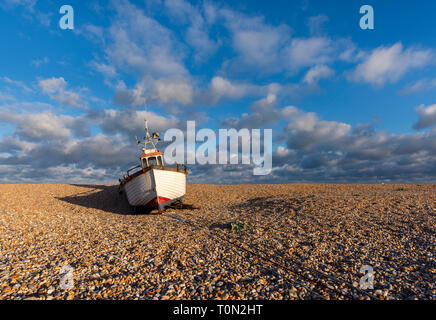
top-left (1, 0), bottom-right (436, 184)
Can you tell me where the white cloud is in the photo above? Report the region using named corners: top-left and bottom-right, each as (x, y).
top-left (164, 0), bottom-right (220, 62)
top-left (303, 65), bottom-right (334, 85)
top-left (1, 0), bottom-right (37, 11)
top-left (76, 24), bottom-right (105, 42)
top-left (113, 77), bottom-right (193, 107)
top-left (106, 0), bottom-right (188, 78)
top-left (151, 78), bottom-right (193, 105)
top-left (0, 91), bottom-right (16, 101)
top-left (219, 8), bottom-right (292, 74)
top-left (222, 93), bottom-right (282, 129)
top-left (31, 57), bottom-right (49, 67)
top-left (38, 77), bottom-right (67, 94)
top-left (92, 61), bottom-right (119, 79)
top-left (275, 146), bottom-right (294, 158)
top-left (0, 136), bottom-right (37, 157)
top-left (38, 77), bottom-right (85, 109)
top-left (186, 17), bottom-right (219, 62)
top-left (209, 76), bottom-right (251, 101)
top-left (1, 76), bottom-right (33, 92)
top-left (0, 110), bottom-right (90, 141)
top-left (349, 43), bottom-right (434, 86)
top-left (284, 37), bottom-right (334, 72)
top-left (400, 78), bottom-right (436, 95)
top-left (413, 104), bottom-right (436, 130)
top-left (0, 107), bottom-right (181, 183)
top-left (36, 12), bottom-right (51, 27)
top-left (164, 0), bottom-right (194, 23)
top-left (213, 5), bottom-right (344, 76)
top-left (283, 107), bottom-right (351, 150)
top-left (113, 81), bottom-right (145, 107)
top-left (89, 108), bottom-right (179, 137)
top-left (233, 28), bottom-right (290, 69)
top-left (307, 14), bottom-right (329, 35)
top-left (203, 76), bottom-right (285, 106)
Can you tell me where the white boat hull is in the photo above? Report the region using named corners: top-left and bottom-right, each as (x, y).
top-left (121, 167), bottom-right (186, 210)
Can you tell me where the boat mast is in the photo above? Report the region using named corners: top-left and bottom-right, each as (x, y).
top-left (137, 119), bottom-right (160, 153)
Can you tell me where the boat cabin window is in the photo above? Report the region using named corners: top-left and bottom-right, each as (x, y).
top-left (148, 157), bottom-right (158, 166)
top-left (142, 156), bottom-right (163, 168)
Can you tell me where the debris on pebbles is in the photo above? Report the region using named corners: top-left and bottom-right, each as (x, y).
top-left (0, 184), bottom-right (434, 300)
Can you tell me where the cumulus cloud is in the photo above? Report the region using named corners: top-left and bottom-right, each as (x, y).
top-left (217, 8), bottom-right (294, 75)
top-left (303, 65), bottom-right (334, 85)
top-left (2, 101), bottom-right (436, 183)
top-left (284, 37), bottom-right (335, 73)
top-left (151, 78), bottom-right (193, 105)
top-left (0, 108), bottom-right (180, 181)
top-left (3, 1), bottom-right (436, 184)
top-left (273, 108), bottom-right (436, 182)
top-left (113, 78), bottom-right (193, 107)
top-left (349, 43), bottom-right (434, 86)
top-left (164, 0), bottom-right (219, 62)
top-left (87, 108), bottom-right (180, 138)
top-left (216, 101), bottom-right (436, 183)
top-left (231, 26), bottom-right (291, 72)
top-left (0, 110), bottom-right (90, 141)
top-left (205, 76), bottom-right (270, 104)
top-left (106, 0), bottom-right (187, 78)
top-left (221, 94), bottom-right (283, 129)
top-left (38, 77), bottom-right (86, 109)
top-left (413, 104), bottom-right (436, 130)
top-left (210, 77), bottom-right (246, 100)
top-left (198, 76), bottom-right (309, 106)
top-left (284, 107), bottom-right (351, 150)
top-left (0, 136), bottom-right (37, 157)
top-left (92, 61), bottom-right (119, 79)
top-left (112, 81), bottom-right (147, 107)
top-left (86, 1), bottom-right (201, 108)
top-left (209, 4), bottom-right (350, 76)
top-left (76, 1), bottom-right (354, 107)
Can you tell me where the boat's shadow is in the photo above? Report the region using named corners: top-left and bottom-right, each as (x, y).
top-left (56, 185), bottom-right (134, 214)
top-left (57, 184), bottom-right (197, 215)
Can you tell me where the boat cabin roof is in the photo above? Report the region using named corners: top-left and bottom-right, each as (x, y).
top-left (140, 151), bottom-right (162, 159)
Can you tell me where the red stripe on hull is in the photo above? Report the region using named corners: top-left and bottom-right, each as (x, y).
top-left (145, 196), bottom-right (171, 206)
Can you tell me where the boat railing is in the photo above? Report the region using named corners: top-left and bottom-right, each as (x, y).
top-left (127, 165), bottom-right (141, 176)
top-left (177, 163), bottom-right (188, 171)
top-left (176, 163), bottom-right (187, 173)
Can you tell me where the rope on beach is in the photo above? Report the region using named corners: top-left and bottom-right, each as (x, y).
top-left (228, 215), bottom-right (380, 299)
top-left (166, 214), bottom-right (328, 299)
top-left (165, 212), bottom-right (365, 299)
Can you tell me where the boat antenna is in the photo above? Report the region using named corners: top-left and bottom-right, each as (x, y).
top-left (142, 119), bottom-right (159, 151)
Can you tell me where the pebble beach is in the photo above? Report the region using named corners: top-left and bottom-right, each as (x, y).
top-left (0, 184), bottom-right (434, 300)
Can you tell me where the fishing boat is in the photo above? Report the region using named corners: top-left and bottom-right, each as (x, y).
top-left (119, 120), bottom-right (187, 213)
